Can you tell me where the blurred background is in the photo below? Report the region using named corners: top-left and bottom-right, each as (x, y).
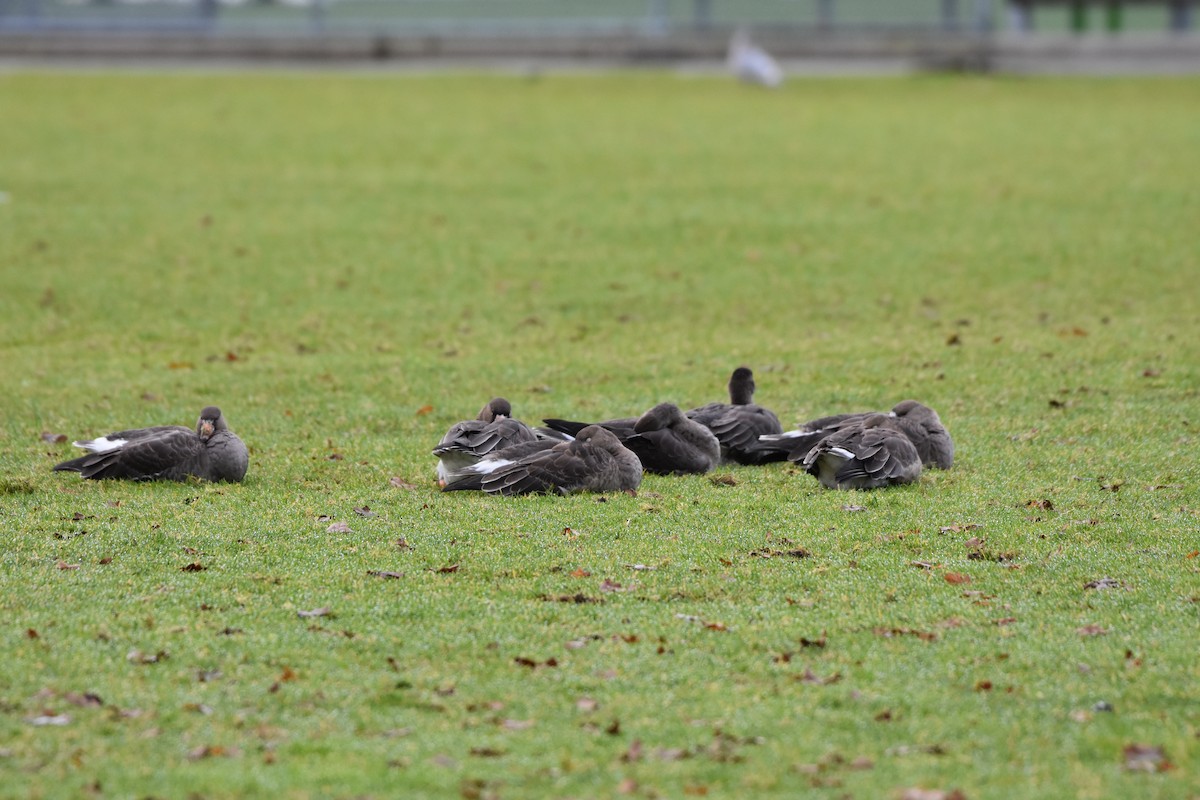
top-left (1, 0), bottom-right (1197, 73)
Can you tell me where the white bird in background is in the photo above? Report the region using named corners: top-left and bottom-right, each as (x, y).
top-left (728, 28), bottom-right (783, 88)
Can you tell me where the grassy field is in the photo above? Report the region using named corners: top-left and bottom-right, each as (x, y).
top-left (1, 72), bottom-right (1198, 799)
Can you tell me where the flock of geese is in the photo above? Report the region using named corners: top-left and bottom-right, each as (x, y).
top-left (435, 366), bottom-right (953, 495)
top-left (50, 368), bottom-right (953, 495)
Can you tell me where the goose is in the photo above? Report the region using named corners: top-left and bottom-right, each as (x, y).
top-left (53, 406), bottom-right (248, 483)
top-left (541, 402), bottom-right (720, 476)
top-left (442, 425), bottom-right (642, 496)
top-left (433, 397), bottom-right (539, 486)
top-left (756, 400), bottom-right (954, 468)
top-left (686, 366), bottom-right (783, 465)
top-left (728, 28), bottom-right (784, 88)
top-left (802, 414), bottom-right (921, 490)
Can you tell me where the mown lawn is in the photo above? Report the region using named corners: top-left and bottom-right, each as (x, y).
top-left (0, 71), bottom-right (1197, 799)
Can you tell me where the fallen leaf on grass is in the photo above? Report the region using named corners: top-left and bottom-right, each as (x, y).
top-left (353, 506), bottom-right (377, 518)
top-left (797, 668), bottom-right (842, 685)
top-left (181, 562), bottom-right (206, 572)
top-left (513, 657), bottom-right (557, 669)
top-left (899, 789), bottom-right (967, 800)
top-left (943, 572), bottom-right (971, 585)
top-left (569, 568), bottom-right (591, 578)
top-left (1025, 499), bottom-right (1054, 510)
top-left (709, 474), bottom-right (738, 487)
top-left (600, 579), bottom-right (636, 593)
top-left (1077, 624), bottom-right (1108, 637)
top-left (367, 570), bottom-right (405, 580)
top-left (326, 521), bottom-right (351, 533)
top-left (841, 504), bottom-right (867, 512)
top-left (389, 476), bottom-right (418, 490)
top-left (873, 627), bottom-right (937, 642)
top-left (126, 649), bottom-right (168, 664)
top-left (296, 608), bottom-right (332, 619)
top-left (469, 746), bottom-right (505, 758)
top-left (911, 560), bottom-right (937, 570)
top-left (431, 564), bottom-right (460, 574)
top-left (41, 432), bottom-right (68, 444)
top-left (625, 563), bottom-right (656, 571)
top-left (752, 547), bottom-right (811, 559)
top-left (1084, 577), bottom-right (1128, 591)
top-left (186, 745), bottom-right (240, 761)
top-left (56, 560), bottom-right (79, 571)
top-left (539, 593), bottom-right (602, 604)
top-left (27, 714), bottom-right (71, 726)
top-left (1123, 743), bottom-right (1171, 772)
top-left (576, 697), bottom-right (599, 712)
top-left (500, 718), bottom-right (534, 731)
top-left (675, 614), bottom-right (729, 631)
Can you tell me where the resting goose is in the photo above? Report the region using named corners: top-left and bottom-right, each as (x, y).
top-left (887, 400), bottom-right (955, 470)
top-left (53, 406), bottom-right (248, 483)
top-left (433, 397), bottom-right (540, 486)
top-left (442, 425), bottom-right (642, 496)
top-left (686, 366), bottom-right (783, 465)
top-left (541, 402), bottom-right (720, 476)
top-left (756, 400), bottom-right (954, 468)
top-left (802, 414), bottom-right (922, 491)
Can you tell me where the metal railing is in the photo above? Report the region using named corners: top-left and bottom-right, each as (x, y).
top-left (0, 0), bottom-right (1191, 36)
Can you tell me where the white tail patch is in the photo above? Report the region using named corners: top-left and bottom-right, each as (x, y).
top-left (829, 447), bottom-right (856, 460)
top-left (469, 458), bottom-right (514, 476)
top-left (76, 436), bottom-right (126, 453)
top-left (759, 430), bottom-right (804, 442)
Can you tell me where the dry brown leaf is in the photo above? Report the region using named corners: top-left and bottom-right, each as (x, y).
top-left (1077, 623), bottom-right (1108, 637)
top-left (944, 572), bottom-right (971, 585)
top-left (1123, 743), bottom-right (1170, 772)
top-left (900, 790), bottom-right (967, 800)
top-left (296, 608), bottom-right (332, 619)
top-left (326, 521), bottom-right (351, 534)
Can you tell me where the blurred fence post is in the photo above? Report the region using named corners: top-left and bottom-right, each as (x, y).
top-left (941, 0), bottom-right (961, 30)
top-left (197, 0), bottom-right (218, 28)
top-left (648, 0), bottom-right (676, 34)
top-left (1169, 0), bottom-right (1193, 31)
top-left (816, 0), bottom-right (833, 30)
top-left (974, 0), bottom-right (993, 32)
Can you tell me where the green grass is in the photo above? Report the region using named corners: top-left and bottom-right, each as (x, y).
top-left (1, 72), bottom-right (1199, 799)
